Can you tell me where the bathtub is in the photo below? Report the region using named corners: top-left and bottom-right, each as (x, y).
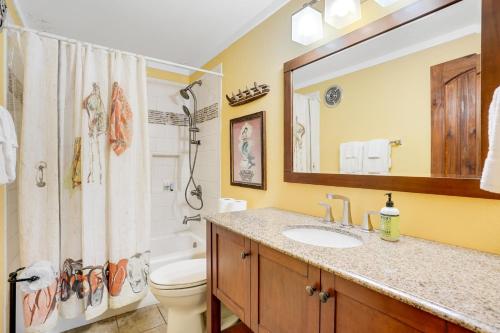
top-left (150, 231), bottom-right (206, 271)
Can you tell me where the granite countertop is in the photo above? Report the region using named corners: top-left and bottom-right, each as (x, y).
top-left (205, 208), bottom-right (500, 333)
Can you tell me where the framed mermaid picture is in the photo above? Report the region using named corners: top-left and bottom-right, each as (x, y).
top-left (230, 111), bottom-right (266, 190)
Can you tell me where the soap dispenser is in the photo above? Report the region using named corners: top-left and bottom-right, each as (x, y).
top-left (379, 193), bottom-right (400, 242)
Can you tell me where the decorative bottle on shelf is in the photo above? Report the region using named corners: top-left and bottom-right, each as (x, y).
top-left (379, 193), bottom-right (400, 242)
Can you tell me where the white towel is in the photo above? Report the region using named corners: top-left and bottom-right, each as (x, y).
top-left (363, 139), bottom-right (391, 175)
top-left (481, 86), bottom-right (500, 193)
top-left (19, 261), bottom-right (57, 293)
top-left (0, 106), bottom-right (18, 184)
top-left (340, 141), bottom-right (363, 174)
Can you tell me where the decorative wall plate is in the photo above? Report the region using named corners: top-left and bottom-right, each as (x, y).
top-left (325, 85), bottom-right (342, 107)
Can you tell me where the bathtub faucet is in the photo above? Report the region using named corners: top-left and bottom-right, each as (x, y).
top-left (183, 214), bottom-right (201, 224)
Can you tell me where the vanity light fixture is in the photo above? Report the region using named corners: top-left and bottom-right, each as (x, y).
top-left (324, 0), bottom-right (361, 29)
top-left (373, 0), bottom-right (400, 6)
top-left (292, 0), bottom-right (324, 46)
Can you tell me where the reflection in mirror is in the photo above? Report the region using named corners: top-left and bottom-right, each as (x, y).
top-left (292, 0), bottom-right (481, 178)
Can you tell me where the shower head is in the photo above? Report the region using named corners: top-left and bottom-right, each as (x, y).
top-left (182, 105), bottom-right (191, 118)
top-left (179, 80), bottom-right (202, 100)
top-left (180, 89), bottom-right (190, 100)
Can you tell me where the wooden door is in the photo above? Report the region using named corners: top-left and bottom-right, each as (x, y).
top-left (431, 54), bottom-right (481, 178)
top-left (319, 271), bottom-right (335, 333)
top-left (212, 225), bottom-right (252, 326)
top-left (250, 243), bottom-right (321, 333)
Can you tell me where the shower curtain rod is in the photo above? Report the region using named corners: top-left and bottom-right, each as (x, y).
top-left (4, 24), bottom-right (224, 77)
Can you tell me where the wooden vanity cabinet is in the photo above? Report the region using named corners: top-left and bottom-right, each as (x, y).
top-left (207, 223), bottom-right (474, 333)
top-left (250, 243), bottom-right (321, 333)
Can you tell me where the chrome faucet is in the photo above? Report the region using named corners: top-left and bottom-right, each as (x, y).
top-left (319, 201), bottom-right (333, 223)
top-left (326, 193), bottom-right (353, 227)
top-left (183, 214), bottom-right (201, 224)
top-left (361, 210), bottom-right (380, 232)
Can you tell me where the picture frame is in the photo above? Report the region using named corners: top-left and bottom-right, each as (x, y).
top-left (230, 111), bottom-right (267, 190)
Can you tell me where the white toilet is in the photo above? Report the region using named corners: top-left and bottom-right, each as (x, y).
top-left (150, 258), bottom-right (238, 333)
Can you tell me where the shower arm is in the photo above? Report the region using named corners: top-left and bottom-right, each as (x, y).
top-left (191, 89), bottom-right (198, 129)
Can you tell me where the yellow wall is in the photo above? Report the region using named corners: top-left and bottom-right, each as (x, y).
top-left (198, 0), bottom-right (500, 254)
top-left (296, 34), bottom-right (480, 176)
top-left (147, 67), bottom-right (190, 84)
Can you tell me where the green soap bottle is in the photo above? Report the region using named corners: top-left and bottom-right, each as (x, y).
top-left (379, 193), bottom-right (400, 242)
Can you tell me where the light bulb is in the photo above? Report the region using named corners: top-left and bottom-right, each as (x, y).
top-left (374, 0), bottom-right (400, 6)
top-left (292, 5), bottom-right (324, 46)
top-left (331, 0), bottom-right (356, 17)
top-left (324, 0), bottom-right (361, 29)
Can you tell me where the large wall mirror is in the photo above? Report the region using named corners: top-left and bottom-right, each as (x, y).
top-left (284, 0), bottom-right (500, 199)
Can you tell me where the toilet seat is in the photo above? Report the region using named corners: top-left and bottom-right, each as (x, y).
top-left (150, 258), bottom-right (206, 290)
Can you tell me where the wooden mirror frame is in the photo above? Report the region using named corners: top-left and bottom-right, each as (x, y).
top-left (284, 0), bottom-right (500, 199)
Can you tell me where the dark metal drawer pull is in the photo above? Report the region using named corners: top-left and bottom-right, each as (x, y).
top-left (305, 285), bottom-right (317, 296)
top-left (319, 291), bottom-right (330, 303)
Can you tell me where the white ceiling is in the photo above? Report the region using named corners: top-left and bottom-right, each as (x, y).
top-left (14, 0), bottom-right (290, 74)
top-left (294, 0), bottom-right (481, 88)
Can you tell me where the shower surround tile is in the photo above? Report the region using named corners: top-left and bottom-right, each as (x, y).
top-left (148, 110), bottom-right (188, 126)
top-left (194, 102), bottom-right (219, 123)
top-left (147, 103), bottom-right (218, 127)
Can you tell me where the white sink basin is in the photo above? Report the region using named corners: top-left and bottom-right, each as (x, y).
top-left (282, 227), bottom-right (363, 249)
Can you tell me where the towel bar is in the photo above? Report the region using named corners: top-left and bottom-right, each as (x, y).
top-left (390, 139), bottom-right (402, 146)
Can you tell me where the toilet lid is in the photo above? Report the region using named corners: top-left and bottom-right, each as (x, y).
top-left (150, 259), bottom-right (206, 289)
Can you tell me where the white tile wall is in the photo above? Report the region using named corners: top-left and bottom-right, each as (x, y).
top-left (147, 67), bottom-right (222, 241)
top-left (189, 65), bottom-right (222, 238)
top-left (147, 79), bottom-right (191, 239)
top-left (151, 156), bottom-right (181, 236)
top-left (147, 71), bottom-right (221, 241)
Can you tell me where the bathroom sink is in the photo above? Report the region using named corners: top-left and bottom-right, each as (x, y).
top-left (282, 227), bottom-right (362, 249)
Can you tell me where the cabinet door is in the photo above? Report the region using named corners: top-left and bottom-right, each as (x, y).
top-left (212, 225), bottom-right (251, 326)
top-left (333, 276), bottom-right (446, 333)
top-left (319, 270), bottom-right (335, 333)
top-left (250, 243), bottom-right (321, 333)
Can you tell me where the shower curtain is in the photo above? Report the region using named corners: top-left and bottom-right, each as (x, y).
top-left (17, 30), bottom-right (60, 332)
top-left (293, 93), bottom-right (320, 172)
top-left (13, 31), bottom-right (151, 332)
